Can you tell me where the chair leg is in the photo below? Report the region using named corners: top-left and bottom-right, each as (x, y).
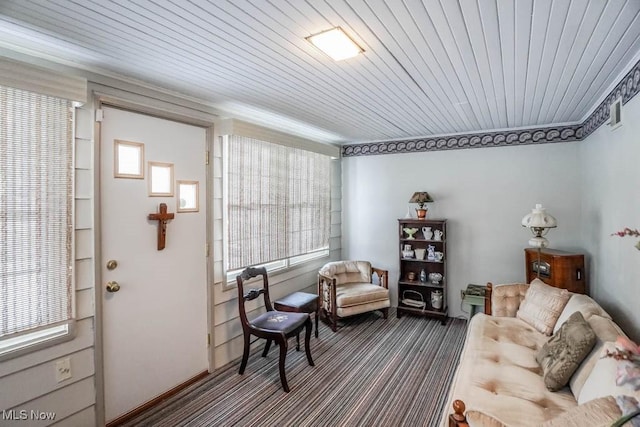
top-left (239, 332), bottom-right (250, 375)
top-left (382, 307), bottom-right (389, 319)
top-left (314, 309), bottom-right (319, 338)
top-left (262, 339), bottom-right (272, 357)
top-left (277, 336), bottom-right (290, 392)
top-left (304, 318), bottom-right (315, 367)
top-left (296, 333), bottom-right (300, 351)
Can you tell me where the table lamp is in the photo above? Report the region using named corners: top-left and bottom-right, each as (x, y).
top-left (522, 204), bottom-right (557, 277)
top-left (409, 192), bottom-right (433, 220)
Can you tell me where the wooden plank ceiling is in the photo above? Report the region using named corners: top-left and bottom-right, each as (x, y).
top-left (1, 0), bottom-right (639, 144)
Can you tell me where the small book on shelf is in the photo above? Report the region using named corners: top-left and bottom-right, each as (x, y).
top-left (464, 284), bottom-right (486, 297)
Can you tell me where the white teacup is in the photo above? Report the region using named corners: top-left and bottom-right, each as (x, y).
top-left (434, 251), bottom-right (444, 261)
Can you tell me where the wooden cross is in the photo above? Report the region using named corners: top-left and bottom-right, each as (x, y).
top-left (148, 203), bottom-right (174, 250)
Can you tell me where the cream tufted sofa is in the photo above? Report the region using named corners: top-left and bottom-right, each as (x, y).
top-left (441, 282), bottom-right (629, 427)
top-left (317, 260), bottom-right (390, 332)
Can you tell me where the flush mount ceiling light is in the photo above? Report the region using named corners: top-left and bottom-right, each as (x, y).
top-left (306, 27), bottom-right (364, 61)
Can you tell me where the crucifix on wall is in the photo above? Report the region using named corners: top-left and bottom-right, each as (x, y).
top-left (148, 203), bottom-right (174, 250)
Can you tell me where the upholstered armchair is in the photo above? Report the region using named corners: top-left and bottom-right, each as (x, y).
top-left (317, 260), bottom-right (390, 332)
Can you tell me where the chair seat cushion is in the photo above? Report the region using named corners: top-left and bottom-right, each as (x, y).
top-left (274, 292), bottom-right (318, 311)
top-left (336, 283), bottom-right (389, 308)
top-left (250, 311), bottom-right (308, 334)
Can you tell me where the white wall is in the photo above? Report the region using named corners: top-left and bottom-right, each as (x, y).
top-left (342, 142), bottom-right (583, 318)
top-left (580, 94), bottom-right (640, 342)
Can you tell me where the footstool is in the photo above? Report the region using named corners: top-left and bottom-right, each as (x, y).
top-left (274, 292), bottom-right (319, 350)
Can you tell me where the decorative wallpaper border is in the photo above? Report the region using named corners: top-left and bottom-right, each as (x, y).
top-left (342, 57), bottom-right (640, 157)
top-left (579, 57), bottom-right (640, 139)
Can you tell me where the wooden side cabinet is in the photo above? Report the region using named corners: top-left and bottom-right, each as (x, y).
top-left (524, 248), bottom-right (586, 294)
top-left (397, 219), bottom-right (448, 324)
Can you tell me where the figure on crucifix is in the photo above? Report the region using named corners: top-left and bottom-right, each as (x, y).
top-left (148, 203), bottom-right (175, 250)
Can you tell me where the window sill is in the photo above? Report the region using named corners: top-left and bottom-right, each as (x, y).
top-left (222, 253), bottom-right (331, 292)
top-left (0, 321), bottom-right (76, 362)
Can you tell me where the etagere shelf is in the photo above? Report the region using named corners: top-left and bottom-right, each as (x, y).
top-left (397, 218), bottom-right (448, 324)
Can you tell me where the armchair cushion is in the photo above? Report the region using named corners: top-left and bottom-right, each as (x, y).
top-left (319, 260), bottom-right (371, 285)
top-left (337, 283), bottom-right (389, 307)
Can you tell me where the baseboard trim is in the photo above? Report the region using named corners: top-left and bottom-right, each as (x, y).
top-left (106, 370), bottom-right (209, 427)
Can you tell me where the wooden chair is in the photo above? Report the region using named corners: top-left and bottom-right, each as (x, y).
top-left (236, 267), bottom-right (314, 392)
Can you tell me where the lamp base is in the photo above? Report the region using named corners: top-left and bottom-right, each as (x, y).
top-left (416, 208), bottom-right (427, 220)
top-left (528, 236), bottom-right (549, 248)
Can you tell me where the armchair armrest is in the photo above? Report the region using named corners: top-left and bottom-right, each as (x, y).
top-left (371, 267), bottom-right (389, 289)
top-left (489, 282), bottom-right (529, 317)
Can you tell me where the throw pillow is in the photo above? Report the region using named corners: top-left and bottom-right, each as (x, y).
top-left (536, 311), bottom-right (597, 391)
top-left (540, 396), bottom-right (621, 427)
top-left (517, 278), bottom-right (571, 335)
top-left (578, 341), bottom-right (640, 404)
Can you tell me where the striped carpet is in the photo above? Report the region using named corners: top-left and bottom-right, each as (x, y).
top-left (122, 309), bottom-right (468, 427)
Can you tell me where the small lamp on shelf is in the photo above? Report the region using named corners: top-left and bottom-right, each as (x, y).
top-left (409, 192), bottom-right (433, 220)
top-left (522, 203), bottom-right (557, 277)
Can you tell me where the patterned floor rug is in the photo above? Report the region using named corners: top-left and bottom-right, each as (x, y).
top-left (121, 309), bottom-right (467, 427)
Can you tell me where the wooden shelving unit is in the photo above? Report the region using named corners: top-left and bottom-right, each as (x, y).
top-left (397, 218), bottom-right (448, 324)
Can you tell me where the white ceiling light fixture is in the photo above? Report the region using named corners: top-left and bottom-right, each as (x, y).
top-left (306, 27), bottom-right (364, 61)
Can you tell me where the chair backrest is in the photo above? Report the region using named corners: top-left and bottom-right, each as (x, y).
top-left (236, 267), bottom-right (274, 328)
top-left (319, 260), bottom-right (372, 285)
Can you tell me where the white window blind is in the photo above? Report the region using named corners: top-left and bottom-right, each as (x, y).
top-left (0, 85), bottom-right (73, 342)
top-left (226, 135), bottom-right (331, 271)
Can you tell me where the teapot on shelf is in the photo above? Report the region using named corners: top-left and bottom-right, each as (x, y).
top-left (433, 229), bottom-right (444, 241)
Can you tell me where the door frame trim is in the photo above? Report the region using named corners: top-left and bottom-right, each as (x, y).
top-left (92, 87), bottom-right (217, 426)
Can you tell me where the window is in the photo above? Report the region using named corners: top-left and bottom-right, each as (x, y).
top-left (223, 135), bottom-right (331, 279)
top-left (0, 85), bottom-right (74, 358)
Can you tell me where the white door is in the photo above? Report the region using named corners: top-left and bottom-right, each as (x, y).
top-left (100, 106), bottom-right (209, 422)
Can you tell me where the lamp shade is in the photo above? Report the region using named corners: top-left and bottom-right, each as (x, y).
top-left (522, 204), bottom-right (557, 248)
top-left (409, 192), bottom-right (434, 205)
top-left (521, 204), bottom-right (557, 229)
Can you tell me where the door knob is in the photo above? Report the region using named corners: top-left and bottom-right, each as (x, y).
top-left (106, 281), bottom-right (121, 293)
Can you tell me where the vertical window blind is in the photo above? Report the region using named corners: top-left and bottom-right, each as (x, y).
top-left (226, 135), bottom-right (331, 271)
top-left (0, 85), bottom-right (73, 340)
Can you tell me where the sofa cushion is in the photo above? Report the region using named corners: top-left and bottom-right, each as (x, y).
top-left (465, 410), bottom-right (507, 427)
top-left (570, 315), bottom-right (627, 398)
top-left (553, 293), bottom-right (612, 335)
top-left (536, 311), bottom-right (597, 391)
top-left (540, 396), bottom-right (621, 427)
top-left (491, 283), bottom-right (529, 317)
top-left (441, 313), bottom-right (577, 426)
top-left (578, 341), bottom-right (640, 405)
top-left (517, 279), bottom-right (571, 335)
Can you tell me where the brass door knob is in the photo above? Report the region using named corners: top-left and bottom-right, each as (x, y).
top-left (106, 281), bottom-right (120, 293)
